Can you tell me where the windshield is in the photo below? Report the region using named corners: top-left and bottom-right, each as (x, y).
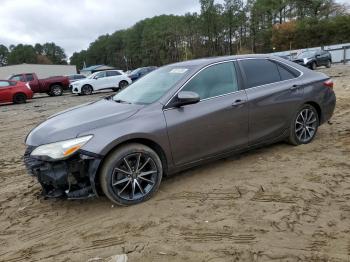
top-left (113, 66), bottom-right (192, 104)
top-left (87, 72), bottom-right (98, 79)
top-left (296, 51), bottom-right (316, 59)
top-left (130, 68), bottom-right (142, 75)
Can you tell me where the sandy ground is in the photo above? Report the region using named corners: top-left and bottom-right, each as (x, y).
top-left (0, 65), bottom-right (349, 262)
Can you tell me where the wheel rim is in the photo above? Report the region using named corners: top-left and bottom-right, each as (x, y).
top-left (83, 86), bottom-right (92, 95)
top-left (295, 108), bottom-right (317, 143)
top-left (111, 153), bottom-right (158, 201)
top-left (52, 86), bottom-right (61, 95)
top-left (120, 81), bottom-right (128, 88)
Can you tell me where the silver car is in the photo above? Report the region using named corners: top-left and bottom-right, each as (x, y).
top-left (24, 54), bottom-right (336, 205)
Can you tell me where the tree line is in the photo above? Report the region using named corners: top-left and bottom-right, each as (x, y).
top-left (70, 0), bottom-right (349, 71)
top-left (0, 42), bottom-right (67, 66)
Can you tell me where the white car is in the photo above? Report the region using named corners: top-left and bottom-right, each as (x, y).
top-left (71, 70), bottom-right (132, 95)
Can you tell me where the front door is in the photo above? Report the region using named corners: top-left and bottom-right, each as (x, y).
top-left (164, 61), bottom-right (249, 166)
top-left (94, 71), bottom-right (108, 90)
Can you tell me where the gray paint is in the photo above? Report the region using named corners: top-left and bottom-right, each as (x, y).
top-left (26, 54), bottom-right (336, 175)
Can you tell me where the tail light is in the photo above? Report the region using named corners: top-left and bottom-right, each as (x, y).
top-left (25, 82), bottom-right (31, 90)
top-left (323, 79), bottom-right (334, 89)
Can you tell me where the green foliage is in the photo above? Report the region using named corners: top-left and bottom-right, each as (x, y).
top-left (0, 43), bottom-right (67, 66)
top-left (0, 44), bottom-right (9, 66)
top-left (69, 0), bottom-right (348, 70)
top-left (7, 44), bottom-right (37, 65)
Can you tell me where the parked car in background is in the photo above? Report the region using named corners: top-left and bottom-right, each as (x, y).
top-left (128, 66), bottom-right (157, 81)
top-left (71, 70), bottom-right (131, 95)
top-left (278, 55), bottom-right (292, 61)
top-left (24, 54), bottom-right (336, 205)
top-left (67, 74), bottom-right (86, 83)
top-left (0, 80), bottom-right (33, 104)
top-left (9, 73), bottom-right (70, 96)
top-left (292, 50), bottom-right (332, 70)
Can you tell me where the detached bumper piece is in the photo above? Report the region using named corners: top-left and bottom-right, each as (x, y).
top-left (24, 146), bottom-right (101, 199)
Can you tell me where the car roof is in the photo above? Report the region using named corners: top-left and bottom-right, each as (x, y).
top-left (168, 54), bottom-right (272, 67)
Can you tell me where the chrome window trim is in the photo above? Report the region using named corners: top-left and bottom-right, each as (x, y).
top-left (164, 57), bottom-right (304, 110)
top-left (237, 57), bottom-right (304, 91)
top-left (164, 59), bottom-right (239, 109)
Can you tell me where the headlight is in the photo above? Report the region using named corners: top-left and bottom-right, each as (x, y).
top-left (31, 135), bottom-right (93, 160)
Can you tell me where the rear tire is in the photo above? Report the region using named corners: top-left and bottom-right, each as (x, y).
top-left (310, 62), bottom-right (317, 70)
top-left (326, 60), bottom-right (331, 68)
top-left (99, 143), bottom-right (163, 206)
top-left (81, 85), bottom-right (93, 95)
top-left (119, 80), bottom-right (129, 89)
top-left (13, 93), bottom-right (27, 104)
top-left (288, 104), bottom-right (319, 146)
top-left (49, 85), bottom-right (63, 96)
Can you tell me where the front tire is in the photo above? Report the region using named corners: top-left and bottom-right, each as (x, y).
top-left (99, 143), bottom-right (163, 206)
top-left (288, 104), bottom-right (319, 145)
top-left (119, 80), bottom-right (129, 89)
top-left (81, 85), bottom-right (93, 95)
top-left (310, 62), bottom-right (317, 70)
top-left (13, 93), bottom-right (27, 104)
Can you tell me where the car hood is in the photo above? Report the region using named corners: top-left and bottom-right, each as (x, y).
top-left (26, 99), bottom-right (142, 146)
top-left (71, 78), bottom-right (92, 85)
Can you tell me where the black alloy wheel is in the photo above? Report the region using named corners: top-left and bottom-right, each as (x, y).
top-left (289, 104), bottom-right (319, 145)
top-left (100, 143), bottom-right (163, 205)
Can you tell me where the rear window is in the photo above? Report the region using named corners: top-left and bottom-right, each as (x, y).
top-left (240, 59), bottom-right (280, 88)
top-left (274, 62), bottom-right (300, 80)
top-left (10, 75), bottom-right (25, 81)
top-left (25, 74), bottom-right (34, 81)
top-left (106, 71), bottom-right (121, 77)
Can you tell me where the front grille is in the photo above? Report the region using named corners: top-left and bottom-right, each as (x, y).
top-left (24, 146), bottom-right (43, 175)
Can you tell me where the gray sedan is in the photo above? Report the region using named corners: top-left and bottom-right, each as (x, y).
top-left (24, 54), bottom-right (336, 205)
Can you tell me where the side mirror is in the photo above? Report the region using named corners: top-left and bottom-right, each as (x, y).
top-left (173, 91), bottom-right (200, 107)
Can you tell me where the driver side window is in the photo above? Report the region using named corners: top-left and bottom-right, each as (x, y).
top-left (182, 62), bottom-right (238, 100)
top-left (95, 71), bottom-right (106, 79)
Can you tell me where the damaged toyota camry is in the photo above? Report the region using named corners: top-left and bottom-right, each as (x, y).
top-left (24, 54), bottom-right (336, 205)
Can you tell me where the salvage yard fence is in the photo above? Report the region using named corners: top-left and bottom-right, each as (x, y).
top-left (273, 43), bottom-right (350, 64)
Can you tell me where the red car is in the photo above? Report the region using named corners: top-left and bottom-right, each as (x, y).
top-left (0, 80), bottom-right (33, 104)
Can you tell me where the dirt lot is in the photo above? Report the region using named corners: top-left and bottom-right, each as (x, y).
top-left (0, 65), bottom-right (350, 262)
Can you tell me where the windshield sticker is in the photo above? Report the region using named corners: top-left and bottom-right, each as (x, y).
top-left (169, 68), bottom-right (188, 74)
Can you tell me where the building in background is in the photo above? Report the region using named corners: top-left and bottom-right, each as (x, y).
top-left (80, 65), bottom-right (115, 76)
top-left (0, 64), bottom-right (77, 79)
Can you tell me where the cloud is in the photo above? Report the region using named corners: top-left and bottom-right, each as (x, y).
top-left (0, 0), bottom-right (201, 58)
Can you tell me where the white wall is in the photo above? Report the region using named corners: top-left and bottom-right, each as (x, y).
top-left (0, 64), bottom-right (77, 79)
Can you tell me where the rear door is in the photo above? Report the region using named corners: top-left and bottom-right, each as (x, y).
top-left (238, 58), bottom-right (303, 145)
top-left (164, 61), bottom-right (249, 166)
top-left (0, 81), bottom-right (13, 102)
top-left (106, 71), bottom-right (122, 88)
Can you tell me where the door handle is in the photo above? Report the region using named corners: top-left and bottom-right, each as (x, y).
top-left (290, 84), bottom-right (301, 91)
top-left (232, 99), bottom-right (246, 107)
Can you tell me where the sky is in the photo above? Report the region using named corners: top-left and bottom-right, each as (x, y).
top-left (0, 0), bottom-right (348, 59)
top-left (0, 0), bottom-right (204, 58)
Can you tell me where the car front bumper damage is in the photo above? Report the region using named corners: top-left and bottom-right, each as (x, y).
top-left (24, 146), bottom-right (102, 199)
